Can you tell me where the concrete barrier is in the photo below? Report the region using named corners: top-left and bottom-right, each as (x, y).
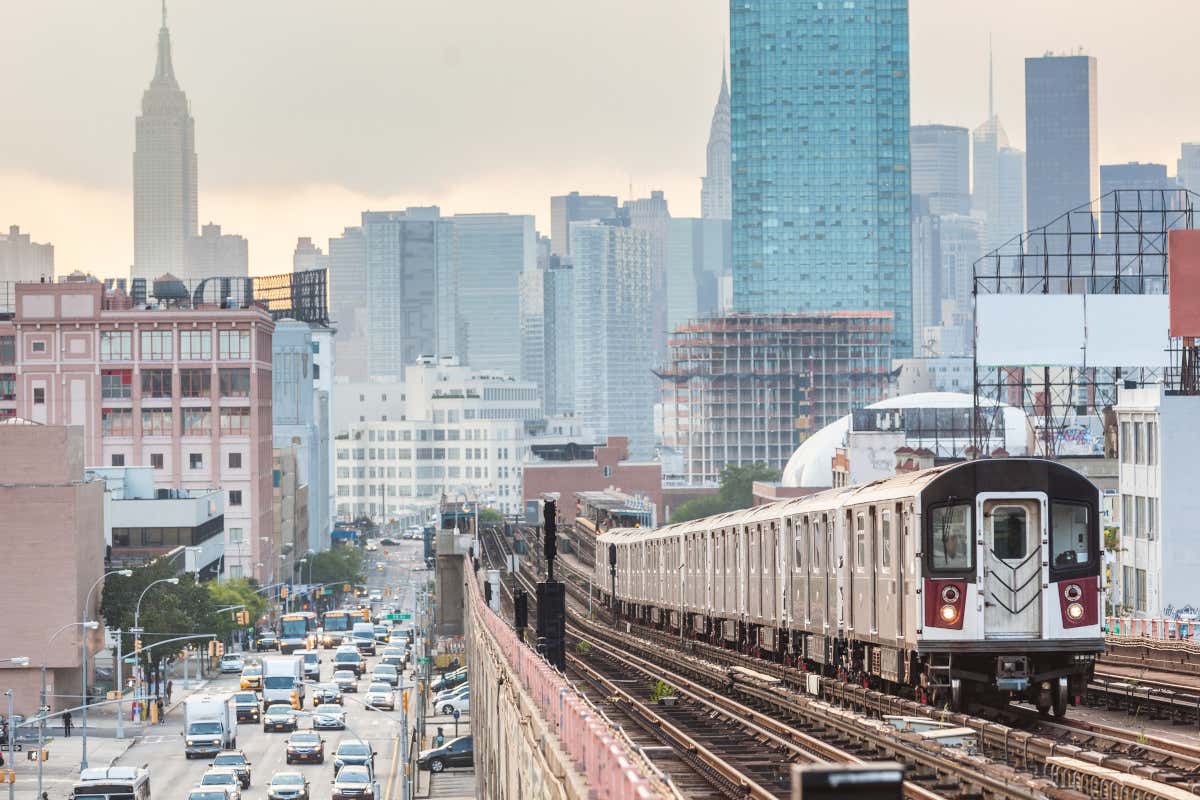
top-left (464, 557), bottom-right (670, 799)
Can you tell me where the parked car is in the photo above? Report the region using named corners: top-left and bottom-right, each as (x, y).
top-left (266, 772), bottom-right (310, 800)
top-left (285, 731), bottom-right (325, 764)
top-left (262, 705), bottom-right (298, 733)
top-left (432, 683), bottom-right (469, 707)
top-left (311, 683), bottom-right (343, 706)
top-left (370, 664), bottom-right (399, 687)
top-left (379, 538), bottom-right (399, 547)
top-left (438, 692), bottom-right (469, 717)
top-left (429, 668), bottom-right (467, 694)
top-left (331, 739), bottom-right (375, 773)
top-left (330, 765), bottom-right (374, 800)
top-left (199, 769), bottom-right (243, 800)
top-left (210, 749), bottom-right (252, 788)
top-left (239, 664), bottom-right (263, 691)
top-left (312, 704), bottom-right (346, 731)
top-left (219, 654), bottom-right (245, 674)
top-left (232, 692), bottom-right (261, 723)
top-left (417, 736), bottom-right (474, 773)
top-left (364, 683), bottom-right (394, 711)
top-left (332, 670), bottom-right (358, 693)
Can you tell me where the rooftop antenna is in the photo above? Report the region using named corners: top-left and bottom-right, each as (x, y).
top-left (987, 33), bottom-right (994, 121)
top-left (162, 0), bottom-right (167, 28)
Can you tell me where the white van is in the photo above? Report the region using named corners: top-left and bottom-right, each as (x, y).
top-left (261, 655), bottom-right (304, 709)
top-left (351, 622), bottom-right (377, 656)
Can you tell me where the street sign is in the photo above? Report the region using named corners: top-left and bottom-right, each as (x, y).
top-left (452, 709), bottom-right (461, 721)
top-left (323, 588), bottom-right (333, 595)
top-left (418, 657), bottom-right (430, 664)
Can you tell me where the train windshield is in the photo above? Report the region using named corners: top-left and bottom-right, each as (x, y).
top-left (930, 504), bottom-right (972, 570)
top-left (1050, 503), bottom-right (1091, 567)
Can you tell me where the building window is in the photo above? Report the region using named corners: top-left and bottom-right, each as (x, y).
top-left (150, 453), bottom-right (164, 469)
top-left (180, 368), bottom-right (211, 398)
top-left (1134, 421), bottom-right (1145, 464)
top-left (229, 490), bottom-right (243, 506)
top-left (111, 454), bottom-right (125, 467)
top-left (1146, 497), bottom-right (1156, 540)
top-left (0, 374), bottom-right (13, 401)
top-left (229, 452), bottom-right (242, 469)
top-left (0, 336), bottom-right (13, 366)
top-left (179, 330), bottom-right (212, 360)
top-left (220, 407), bottom-right (251, 435)
top-left (31, 340), bottom-right (46, 353)
top-left (141, 408), bottom-right (174, 436)
top-left (182, 408), bottom-right (212, 436)
top-left (313, 364), bottom-right (320, 380)
top-left (218, 330), bottom-right (250, 360)
top-left (273, 469), bottom-right (281, 488)
top-left (139, 330), bottom-right (173, 360)
top-left (1123, 565), bottom-right (1135, 609)
top-left (1147, 422), bottom-right (1157, 465)
top-left (33, 386), bottom-right (45, 404)
top-left (1120, 421), bottom-right (1130, 463)
top-left (101, 369), bottom-right (132, 399)
top-left (228, 527), bottom-right (243, 544)
top-left (229, 564), bottom-right (243, 579)
top-left (141, 369), bottom-right (173, 399)
top-left (1136, 569), bottom-right (1148, 612)
top-left (219, 368), bottom-right (250, 398)
top-left (1135, 496), bottom-right (1146, 538)
top-left (101, 408), bottom-right (133, 436)
top-left (100, 331), bottom-right (133, 361)
top-left (189, 453), bottom-right (204, 469)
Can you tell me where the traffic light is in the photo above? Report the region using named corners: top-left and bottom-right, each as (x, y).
top-left (216, 642), bottom-right (225, 657)
top-left (402, 691), bottom-right (409, 713)
top-left (280, 587), bottom-right (289, 600)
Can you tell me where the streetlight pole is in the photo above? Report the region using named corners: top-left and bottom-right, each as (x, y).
top-left (80, 568), bottom-right (131, 771)
top-left (40, 621), bottom-right (97, 797)
top-left (131, 577), bottom-right (180, 723)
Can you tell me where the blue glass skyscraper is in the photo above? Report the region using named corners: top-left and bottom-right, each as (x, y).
top-left (730, 0), bottom-right (913, 355)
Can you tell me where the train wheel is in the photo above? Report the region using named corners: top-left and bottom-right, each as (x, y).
top-left (950, 679), bottom-right (965, 713)
top-left (1051, 678), bottom-right (1069, 718)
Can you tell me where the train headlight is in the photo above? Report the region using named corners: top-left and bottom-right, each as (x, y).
top-left (1067, 602), bottom-right (1084, 621)
top-left (1064, 584), bottom-right (1083, 602)
top-left (940, 585), bottom-right (961, 604)
top-left (939, 604), bottom-right (958, 623)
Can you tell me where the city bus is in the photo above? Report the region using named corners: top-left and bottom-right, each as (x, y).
top-left (321, 610), bottom-right (352, 648)
top-left (278, 611), bottom-right (318, 654)
top-left (72, 766), bottom-right (151, 800)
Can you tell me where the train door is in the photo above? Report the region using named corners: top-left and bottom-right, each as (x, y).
top-left (982, 498), bottom-right (1043, 639)
top-left (765, 522), bottom-right (778, 626)
top-left (823, 514), bottom-right (834, 629)
top-left (796, 517), bottom-right (809, 626)
top-left (869, 509), bottom-right (878, 634)
top-left (749, 526), bottom-right (761, 621)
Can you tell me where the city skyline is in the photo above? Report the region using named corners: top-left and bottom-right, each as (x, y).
top-left (1, 1), bottom-right (1199, 276)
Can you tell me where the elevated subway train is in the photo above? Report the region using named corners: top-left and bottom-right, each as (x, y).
top-left (595, 458), bottom-right (1103, 716)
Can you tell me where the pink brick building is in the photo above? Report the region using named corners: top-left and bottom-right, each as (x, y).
top-left (0, 281), bottom-right (275, 580)
top-left (522, 436), bottom-right (663, 522)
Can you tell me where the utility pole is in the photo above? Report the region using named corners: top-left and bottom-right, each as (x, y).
top-left (115, 629), bottom-right (123, 739)
top-left (5, 689), bottom-right (14, 800)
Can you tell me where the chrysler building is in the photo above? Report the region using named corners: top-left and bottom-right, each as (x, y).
top-left (701, 62), bottom-right (731, 220)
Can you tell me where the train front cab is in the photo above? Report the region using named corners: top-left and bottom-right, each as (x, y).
top-left (917, 459), bottom-right (1103, 716)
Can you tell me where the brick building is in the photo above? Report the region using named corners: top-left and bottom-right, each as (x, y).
top-left (522, 436), bottom-right (662, 523)
top-left (0, 281), bottom-right (275, 580)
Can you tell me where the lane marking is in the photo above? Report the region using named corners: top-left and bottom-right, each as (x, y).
top-left (382, 703), bottom-right (403, 800)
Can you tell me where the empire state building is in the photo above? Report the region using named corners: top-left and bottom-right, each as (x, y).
top-left (133, 3), bottom-right (197, 281)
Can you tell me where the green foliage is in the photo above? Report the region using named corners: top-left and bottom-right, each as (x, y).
top-left (574, 640), bottom-right (592, 655)
top-left (478, 507), bottom-right (505, 527)
top-left (649, 680), bottom-right (676, 702)
top-left (669, 463), bottom-right (782, 522)
top-left (100, 561), bottom-right (216, 668)
top-left (305, 546), bottom-right (366, 586)
top-left (207, 578), bottom-right (270, 638)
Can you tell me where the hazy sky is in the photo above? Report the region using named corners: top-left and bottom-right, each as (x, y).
top-left (2, 1), bottom-right (1198, 277)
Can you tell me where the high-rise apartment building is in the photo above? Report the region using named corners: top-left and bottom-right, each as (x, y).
top-left (701, 64), bottom-right (732, 220)
top-left (452, 213), bottom-right (535, 377)
top-left (623, 192), bottom-right (671, 361)
top-left (0, 280), bottom-right (275, 581)
top-left (328, 226), bottom-right (367, 380)
top-left (570, 221), bottom-right (654, 459)
top-left (993, 147), bottom-right (1027, 251)
top-left (184, 223), bottom-right (248, 280)
top-left (1025, 54), bottom-right (1098, 230)
top-left (0, 225), bottom-right (53, 284)
top-left (1179, 143), bottom-right (1200, 194)
top-left (543, 263), bottom-right (575, 417)
top-left (730, 0), bottom-right (913, 355)
top-left (550, 192), bottom-right (618, 257)
top-left (133, 5), bottom-right (198, 281)
top-left (910, 125), bottom-right (970, 216)
top-left (665, 218), bottom-right (729, 336)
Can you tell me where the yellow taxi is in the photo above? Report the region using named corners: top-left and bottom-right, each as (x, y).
top-left (240, 662), bottom-right (263, 691)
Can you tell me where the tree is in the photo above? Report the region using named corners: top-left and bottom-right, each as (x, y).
top-left (667, 494), bottom-right (726, 523)
top-left (305, 546), bottom-right (365, 587)
top-left (477, 507), bottom-right (505, 527)
top-left (99, 562), bottom-right (218, 670)
top-left (668, 463), bottom-right (782, 523)
top-left (207, 579), bottom-right (270, 637)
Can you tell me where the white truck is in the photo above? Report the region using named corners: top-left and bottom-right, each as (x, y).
top-left (182, 694), bottom-right (236, 757)
top-left (261, 655), bottom-right (304, 709)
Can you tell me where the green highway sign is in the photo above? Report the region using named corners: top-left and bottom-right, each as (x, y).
top-left (322, 588), bottom-right (334, 595)
top-left (418, 657), bottom-right (430, 664)
top-left (398, 613), bottom-right (412, 620)
top-left (386, 614), bottom-right (403, 621)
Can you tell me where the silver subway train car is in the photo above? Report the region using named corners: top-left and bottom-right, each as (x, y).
top-left (595, 459), bottom-right (1103, 716)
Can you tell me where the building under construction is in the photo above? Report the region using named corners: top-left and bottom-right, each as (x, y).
top-left (658, 312), bottom-right (893, 486)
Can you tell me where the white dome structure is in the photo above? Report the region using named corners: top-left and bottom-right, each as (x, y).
top-left (780, 391), bottom-right (1028, 488)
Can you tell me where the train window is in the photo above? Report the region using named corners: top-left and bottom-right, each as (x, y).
top-left (930, 504), bottom-right (971, 571)
top-left (1051, 503), bottom-right (1090, 567)
top-left (795, 519), bottom-right (804, 570)
top-left (880, 511), bottom-right (892, 571)
top-left (812, 517), bottom-right (821, 571)
top-left (855, 513), bottom-right (866, 572)
top-left (991, 506), bottom-right (1027, 559)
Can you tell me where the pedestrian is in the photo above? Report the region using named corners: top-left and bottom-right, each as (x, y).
top-left (155, 697), bottom-right (164, 724)
top-left (62, 711), bottom-right (73, 738)
top-left (166, 680), bottom-right (173, 705)
top-left (42, 792), bottom-right (49, 800)
top-left (435, 727), bottom-right (444, 747)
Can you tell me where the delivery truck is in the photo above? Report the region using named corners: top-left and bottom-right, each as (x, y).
top-left (182, 694), bottom-right (236, 757)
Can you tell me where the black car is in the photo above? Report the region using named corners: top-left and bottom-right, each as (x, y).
top-left (285, 731), bottom-right (325, 764)
top-left (429, 668), bottom-right (467, 694)
top-left (262, 705), bottom-right (299, 733)
top-left (256, 632), bottom-right (279, 651)
top-left (331, 740), bottom-right (375, 773)
top-left (417, 736), bottom-right (473, 773)
top-left (266, 772), bottom-right (310, 800)
top-left (332, 649), bottom-right (364, 677)
top-left (210, 749), bottom-right (252, 789)
top-left (232, 692), bottom-right (261, 723)
top-left (330, 765), bottom-right (373, 800)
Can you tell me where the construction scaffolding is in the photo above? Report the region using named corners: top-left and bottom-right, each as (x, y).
top-left (657, 312), bottom-right (893, 486)
top-left (973, 189), bottom-right (1199, 457)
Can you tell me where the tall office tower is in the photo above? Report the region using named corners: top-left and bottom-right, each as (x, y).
top-left (730, 1), bottom-right (913, 355)
top-left (1179, 143), bottom-right (1200, 193)
top-left (910, 125), bottom-right (970, 216)
top-left (624, 191), bottom-right (671, 361)
top-left (543, 263), bottom-right (575, 416)
top-left (360, 208), bottom-right (458, 377)
top-left (518, 266), bottom-right (545, 395)
top-left (570, 221), bottom-right (654, 458)
top-left (133, 3), bottom-right (198, 281)
top-left (1100, 163), bottom-right (1172, 214)
top-left (550, 192), bottom-right (618, 257)
top-left (993, 147), bottom-right (1027, 250)
top-left (183, 223), bottom-right (248, 279)
top-left (935, 214), bottom-right (983, 356)
top-left (328, 226), bottom-right (367, 380)
top-left (293, 237), bottom-right (328, 272)
top-left (910, 212), bottom-right (940, 355)
top-left (1025, 54), bottom-right (1098, 230)
top-left (452, 213), bottom-right (536, 377)
top-left (0, 226), bottom-right (53, 283)
top-left (665, 218), bottom-right (730, 335)
top-left (701, 63), bottom-right (732, 220)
